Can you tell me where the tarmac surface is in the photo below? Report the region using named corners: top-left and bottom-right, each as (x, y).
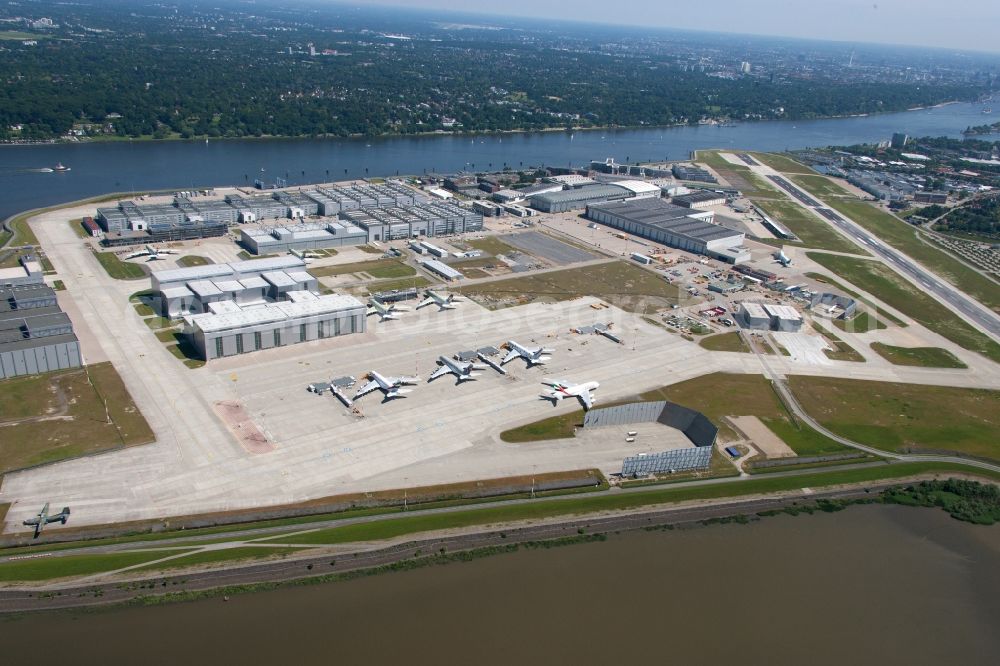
top-left (3, 201), bottom-right (1000, 532)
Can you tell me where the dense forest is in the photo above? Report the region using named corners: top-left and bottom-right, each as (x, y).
top-left (935, 198), bottom-right (1000, 237)
top-left (0, 1), bottom-right (992, 142)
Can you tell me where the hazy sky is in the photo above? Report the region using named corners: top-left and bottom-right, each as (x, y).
top-left (355, 0), bottom-right (1000, 53)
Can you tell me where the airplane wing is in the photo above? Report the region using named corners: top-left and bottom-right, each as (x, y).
top-left (123, 250), bottom-right (148, 260)
top-left (429, 365), bottom-right (453, 381)
top-left (501, 349), bottom-right (520, 365)
top-left (578, 390), bottom-right (594, 410)
top-left (415, 297), bottom-right (435, 309)
top-left (393, 375), bottom-right (420, 385)
top-left (353, 379), bottom-right (381, 399)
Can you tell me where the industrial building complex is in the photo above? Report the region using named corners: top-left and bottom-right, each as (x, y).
top-left (147, 255), bottom-right (367, 360)
top-left (1, 282), bottom-right (82, 379)
top-left (585, 198), bottom-right (750, 263)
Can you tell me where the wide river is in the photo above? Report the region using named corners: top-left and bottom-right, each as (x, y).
top-left (1, 102), bottom-right (997, 224)
top-left (0, 505), bottom-right (997, 665)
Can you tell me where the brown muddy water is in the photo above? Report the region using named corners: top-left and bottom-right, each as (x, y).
top-left (1, 504), bottom-right (998, 665)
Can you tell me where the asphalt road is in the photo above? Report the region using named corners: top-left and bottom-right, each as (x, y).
top-left (765, 173), bottom-right (1000, 340)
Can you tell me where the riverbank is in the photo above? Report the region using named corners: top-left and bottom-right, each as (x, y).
top-left (1, 472), bottom-right (995, 613)
top-left (0, 98), bottom-right (976, 147)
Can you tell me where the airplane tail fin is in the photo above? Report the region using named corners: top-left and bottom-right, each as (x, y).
top-left (61, 507), bottom-right (71, 516)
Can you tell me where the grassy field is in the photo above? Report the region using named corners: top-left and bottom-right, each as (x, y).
top-left (806, 271), bottom-right (906, 326)
top-left (807, 253), bottom-right (1000, 363)
top-left (263, 461), bottom-right (994, 547)
top-left (175, 255), bottom-right (214, 267)
top-left (501, 373), bottom-right (847, 456)
top-left (698, 331), bottom-right (750, 352)
top-left (68, 219), bottom-right (91, 239)
top-left (811, 321), bottom-right (866, 362)
top-left (789, 174), bottom-right (855, 199)
top-left (52, 280), bottom-right (66, 291)
top-left (753, 198), bottom-right (864, 254)
top-left (0, 362), bottom-right (155, 473)
top-left (869, 343), bottom-right (968, 369)
top-left (0, 31), bottom-right (50, 40)
top-left (457, 261), bottom-right (678, 313)
top-left (693, 151), bottom-right (781, 199)
top-left (748, 152), bottom-right (813, 174)
top-left (309, 259), bottom-right (415, 279)
top-left (367, 276), bottom-right (432, 293)
top-left (823, 199), bottom-right (1000, 313)
top-left (832, 311), bottom-right (886, 333)
top-left (93, 250), bottom-right (147, 280)
top-left (133, 546), bottom-right (308, 572)
top-left (467, 235), bottom-right (523, 257)
top-left (788, 376), bottom-right (1000, 460)
top-left (0, 549), bottom-right (195, 583)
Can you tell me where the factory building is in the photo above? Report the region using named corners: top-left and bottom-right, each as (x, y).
top-left (239, 220), bottom-right (368, 255)
top-left (737, 302), bottom-right (803, 332)
top-left (152, 256), bottom-right (316, 317)
top-left (672, 164), bottom-right (717, 183)
top-left (185, 293), bottom-right (366, 361)
top-left (586, 198), bottom-right (750, 264)
top-left (915, 191), bottom-right (949, 204)
top-left (339, 202), bottom-right (483, 241)
top-left (546, 174), bottom-right (596, 188)
top-left (530, 184), bottom-right (633, 213)
top-left (672, 190), bottom-right (726, 209)
top-left (611, 180), bottom-right (662, 200)
top-left (519, 182), bottom-right (565, 198)
top-left (0, 255), bottom-right (44, 288)
top-left (0, 284), bottom-right (82, 379)
top-left (420, 259), bottom-right (462, 281)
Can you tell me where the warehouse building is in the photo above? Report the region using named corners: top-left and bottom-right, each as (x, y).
top-left (530, 184), bottom-right (633, 213)
top-left (239, 220), bottom-right (368, 255)
top-left (737, 302), bottom-right (803, 332)
top-left (0, 255), bottom-right (44, 288)
top-left (420, 259), bottom-right (462, 281)
top-left (672, 190), bottom-right (726, 209)
top-left (340, 202), bottom-right (483, 241)
top-left (672, 164), bottom-right (717, 183)
top-left (585, 198), bottom-right (750, 264)
top-left (0, 284), bottom-right (82, 379)
top-left (151, 256), bottom-right (315, 317)
top-left (184, 293), bottom-right (366, 361)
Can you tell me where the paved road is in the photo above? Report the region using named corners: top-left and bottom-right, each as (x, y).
top-left (758, 169), bottom-right (1000, 341)
top-left (745, 328), bottom-right (1000, 474)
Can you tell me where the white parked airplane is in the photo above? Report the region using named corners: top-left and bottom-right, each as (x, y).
top-left (290, 248), bottom-right (322, 263)
top-left (774, 249), bottom-right (791, 267)
top-left (367, 297), bottom-right (408, 321)
top-left (416, 289), bottom-right (460, 311)
top-left (124, 244), bottom-right (178, 261)
top-left (429, 355), bottom-right (487, 383)
top-left (353, 371), bottom-right (420, 401)
top-left (501, 340), bottom-right (553, 367)
top-left (540, 379), bottom-right (599, 410)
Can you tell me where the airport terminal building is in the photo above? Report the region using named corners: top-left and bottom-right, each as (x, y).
top-left (585, 198), bottom-right (750, 263)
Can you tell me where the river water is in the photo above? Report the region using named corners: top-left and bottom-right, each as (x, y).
top-left (1, 102), bottom-right (997, 224)
top-left (0, 505), bottom-right (997, 665)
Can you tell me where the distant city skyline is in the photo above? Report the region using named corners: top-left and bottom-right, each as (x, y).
top-left (350, 0), bottom-right (1000, 54)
